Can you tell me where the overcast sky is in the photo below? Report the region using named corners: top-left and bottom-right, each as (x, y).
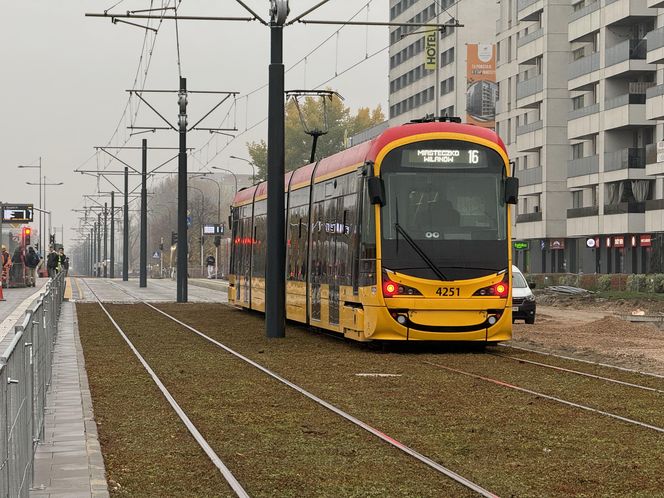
top-left (0, 0), bottom-right (389, 250)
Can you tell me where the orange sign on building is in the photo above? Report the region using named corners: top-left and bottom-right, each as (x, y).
top-left (466, 44), bottom-right (497, 129)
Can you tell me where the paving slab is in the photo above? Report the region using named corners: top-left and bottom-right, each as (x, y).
top-left (0, 279), bottom-right (47, 344)
top-left (30, 302), bottom-right (109, 498)
top-left (75, 277), bottom-right (228, 303)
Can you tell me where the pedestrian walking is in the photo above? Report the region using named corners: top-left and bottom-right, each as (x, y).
top-left (46, 247), bottom-right (58, 278)
top-left (206, 254), bottom-right (216, 279)
top-left (1, 245), bottom-right (11, 288)
top-left (56, 247), bottom-right (68, 276)
top-left (25, 246), bottom-right (41, 287)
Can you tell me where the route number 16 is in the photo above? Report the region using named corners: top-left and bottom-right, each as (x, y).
top-left (467, 150), bottom-right (479, 164)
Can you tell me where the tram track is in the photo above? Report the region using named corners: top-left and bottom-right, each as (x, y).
top-left (75, 279), bottom-right (664, 495)
top-left (79, 279), bottom-right (250, 497)
top-left (77, 278), bottom-right (499, 497)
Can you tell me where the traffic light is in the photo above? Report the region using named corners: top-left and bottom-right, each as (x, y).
top-left (214, 235), bottom-right (221, 247)
top-left (49, 234), bottom-right (55, 246)
top-left (171, 231), bottom-right (178, 246)
top-left (22, 227), bottom-right (31, 246)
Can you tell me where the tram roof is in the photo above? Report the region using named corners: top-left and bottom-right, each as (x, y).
top-left (231, 121), bottom-right (506, 206)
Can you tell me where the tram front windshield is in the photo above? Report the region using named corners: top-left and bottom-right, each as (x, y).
top-left (380, 139), bottom-right (508, 281)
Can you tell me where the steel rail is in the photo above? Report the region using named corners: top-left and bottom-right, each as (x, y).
top-left (499, 344), bottom-right (664, 380)
top-left (97, 279), bottom-right (499, 498)
top-left (490, 352), bottom-right (664, 394)
top-left (425, 361), bottom-right (664, 435)
top-left (78, 279), bottom-right (249, 498)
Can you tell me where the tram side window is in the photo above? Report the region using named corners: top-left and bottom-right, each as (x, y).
top-left (287, 188), bottom-right (310, 282)
top-left (309, 201), bottom-right (325, 285)
top-left (359, 179), bottom-right (377, 286)
top-left (230, 208), bottom-right (239, 274)
top-left (252, 200), bottom-right (267, 278)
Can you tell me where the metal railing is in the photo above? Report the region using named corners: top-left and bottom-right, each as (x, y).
top-left (605, 39), bottom-right (647, 67)
top-left (569, 52), bottom-right (600, 80)
top-left (516, 74), bottom-right (543, 100)
top-left (568, 155), bottom-right (600, 177)
top-left (0, 272), bottom-right (65, 498)
top-left (569, 0), bottom-right (600, 22)
top-left (569, 103), bottom-right (599, 120)
top-left (604, 147), bottom-right (647, 171)
top-left (647, 26), bottom-right (664, 52)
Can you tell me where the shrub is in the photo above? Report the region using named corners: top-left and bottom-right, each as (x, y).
top-left (653, 274), bottom-right (664, 293)
top-left (597, 275), bottom-right (611, 292)
top-left (560, 274), bottom-right (579, 287)
top-left (627, 274), bottom-right (647, 292)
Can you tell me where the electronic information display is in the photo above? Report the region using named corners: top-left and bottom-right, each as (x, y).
top-left (2, 204), bottom-right (34, 223)
top-left (404, 148), bottom-right (488, 168)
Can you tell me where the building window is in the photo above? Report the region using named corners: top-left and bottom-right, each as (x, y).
top-left (572, 190), bottom-right (583, 209)
top-left (440, 76), bottom-right (455, 96)
top-left (571, 143), bottom-right (584, 160)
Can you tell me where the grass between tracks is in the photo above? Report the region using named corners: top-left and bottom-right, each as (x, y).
top-left (76, 303), bottom-right (473, 498)
top-left (155, 303), bottom-right (664, 498)
top-left (77, 302), bottom-right (664, 497)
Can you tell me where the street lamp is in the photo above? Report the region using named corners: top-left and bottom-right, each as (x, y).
top-left (187, 184), bottom-right (206, 276)
top-left (18, 158), bottom-right (43, 250)
top-left (26, 177), bottom-right (63, 248)
top-left (211, 167), bottom-right (238, 194)
top-left (192, 175), bottom-right (222, 279)
top-left (229, 155), bottom-right (256, 183)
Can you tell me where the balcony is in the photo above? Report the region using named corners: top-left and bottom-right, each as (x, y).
top-left (568, 103), bottom-right (599, 121)
top-left (603, 95), bottom-right (648, 131)
top-left (604, 0), bottom-right (657, 27)
top-left (568, 52), bottom-right (599, 83)
top-left (516, 74), bottom-right (543, 100)
top-left (568, 104), bottom-right (600, 139)
top-left (569, 2), bottom-right (600, 42)
top-left (570, 1), bottom-right (600, 22)
top-left (646, 198), bottom-right (664, 231)
top-left (604, 202), bottom-right (646, 215)
top-left (518, 28), bottom-right (544, 48)
top-left (567, 206), bottom-right (599, 218)
top-left (605, 92), bottom-right (646, 110)
top-left (517, 28), bottom-right (544, 64)
top-left (604, 90), bottom-right (649, 130)
top-left (646, 26), bottom-right (664, 64)
top-left (646, 84), bottom-right (664, 120)
top-left (517, 0), bottom-right (543, 21)
top-left (605, 39), bottom-right (647, 67)
top-left (646, 199), bottom-right (664, 211)
top-left (516, 120), bottom-right (544, 152)
top-left (645, 142), bottom-right (664, 176)
top-left (604, 148), bottom-right (646, 172)
top-left (516, 212), bottom-right (543, 223)
top-left (568, 155), bottom-right (600, 178)
top-left (515, 166), bottom-right (543, 186)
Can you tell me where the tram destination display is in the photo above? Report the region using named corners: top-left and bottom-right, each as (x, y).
top-left (1, 204), bottom-right (34, 222)
top-left (404, 148), bottom-right (488, 168)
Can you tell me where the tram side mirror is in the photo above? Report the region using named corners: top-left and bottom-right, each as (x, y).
top-left (505, 177), bottom-right (519, 205)
top-left (368, 177), bottom-right (386, 206)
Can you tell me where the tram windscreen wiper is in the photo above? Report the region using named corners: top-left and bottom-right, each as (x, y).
top-left (394, 222), bottom-right (448, 281)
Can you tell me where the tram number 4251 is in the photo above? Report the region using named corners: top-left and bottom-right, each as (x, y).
top-left (435, 287), bottom-right (460, 297)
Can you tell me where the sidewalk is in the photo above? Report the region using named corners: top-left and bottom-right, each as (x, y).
top-left (0, 280), bottom-right (47, 345)
top-left (30, 302), bottom-right (108, 497)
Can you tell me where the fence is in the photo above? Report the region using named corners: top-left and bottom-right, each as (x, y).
top-left (0, 272), bottom-right (65, 497)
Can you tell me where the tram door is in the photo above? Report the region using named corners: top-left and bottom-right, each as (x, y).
top-left (328, 197), bottom-right (343, 326)
top-left (240, 210), bottom-right (251, 306)
top-left (310, 203), bottom-right (324, 322)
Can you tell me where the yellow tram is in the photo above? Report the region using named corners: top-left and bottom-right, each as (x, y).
top-left (229, 119), bottom-right (519, 342)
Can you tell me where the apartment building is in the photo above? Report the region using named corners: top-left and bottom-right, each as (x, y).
top-left (497, 0), bottom-right (662, 274)
top-left (388, 0), bottom-right (499, 123)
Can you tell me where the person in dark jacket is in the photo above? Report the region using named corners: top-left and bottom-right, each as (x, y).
top-left (46, 248), bottom-right (58, 278)
top-left (25, 246), bottom-right (41, 287)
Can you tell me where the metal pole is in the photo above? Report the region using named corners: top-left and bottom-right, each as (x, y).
top-left (97, 214), bottom-right (101, 275)
top-left (43, 175), bottom-right (47, 247)
top-left (39, 157), bottom-right (43, 253)
top-left (123, 166), bottom-right (129, 281)
top-left (177, 76), bottom-right (188, 302)
top-left (110, 191), bottom-right (115, 278)
top-left (91, 226), bottom-right (96, 276)
top-left (103, 202), bottom-right (108, 278)
top-left (140, 138), bottom-right (148, 288)
top-left (266, 22), bottom-right (286, 338)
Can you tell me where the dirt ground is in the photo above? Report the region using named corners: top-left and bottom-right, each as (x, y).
top-left (513, 291), bottom-right (664, 375)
